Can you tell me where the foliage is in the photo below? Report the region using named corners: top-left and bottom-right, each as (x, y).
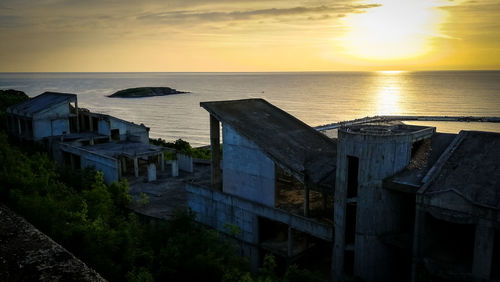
top-left (137, 192), bottom-right (149, 207)
top-left (150, 138), bottom-right (211, 160)
top-left (0, 132), bottom-right (249, 281)
top-left (1, 131), bottom-right (320, 282)
top-left (0, 89), bottom-right (30, 131)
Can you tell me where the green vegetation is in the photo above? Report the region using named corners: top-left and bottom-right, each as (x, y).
top-left (0, 91), bottom-right (322, 282)
top-left (0, 89), bottom-right (29, 131)
top-left (0, 132), bottom-right (249, 281)
top-left (150, 138), bottom-right (211, 160)
top-left (108, 87), bottom-right (188, 98)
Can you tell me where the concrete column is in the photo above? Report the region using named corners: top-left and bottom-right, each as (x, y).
top-left (147, 163), bottom-right (157, 182)
top-left (210, 115), bottom-right (222, 190)
top-left (411, 207), bottom-right (426, 282)
top-left (117, 159), bottom-right (122, 179)
top-left (75, 100), bottom-right (80, 133)
top-left (122, 158), bottom-right (127, 174)
top-left (472, 220), bottom-right (494, 281)
top-left (70, 154), bottom-right (75, 170)
top-left (133, 157), bottom-right (139, 177)
top-left (171, 160), bottom-right (179, 177)
top-left (89, 115), bottom-right (93, 131)
top-left (288, 226), bottom-right (294, 258)
top-left (304, 184), bottom-right (310, 217)
top-left (160, 153), bottom-right (165, 171)
top-left (333, 192), bottom-right (347, 282)
top-left (17, 118), bottom-right (22, 135)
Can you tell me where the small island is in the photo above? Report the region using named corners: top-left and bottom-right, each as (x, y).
top-left (108, 87), bottom-right (188, 98)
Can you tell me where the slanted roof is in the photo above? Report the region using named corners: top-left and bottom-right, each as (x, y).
top-left (422, 131), bottom-right (500, 209)
top-left (6, 92), bottom-right (76, 116)
top-left (200, 98), bottom-right (337, 187)
top-left (386, 132), bottom-right (457, 192)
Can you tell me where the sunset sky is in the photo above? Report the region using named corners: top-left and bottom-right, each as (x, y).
top-left (1, 0), bottom-right (499, 72)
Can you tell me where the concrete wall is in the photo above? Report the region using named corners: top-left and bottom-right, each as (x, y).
top-left (222, 125), bottom-right (275, 207)
top-left (98, 120), bottom-right (110, 136)
top-left (186, 183), bottom-right (333, 242)
top-left (109, 118), bottom-right (149, 143)
top-left (32, 102), bottom-right (72, 140)
top-left (34, 102), bottom-right (70, 120)
top-left (80, 152), bottom-right (119, 184)
top-left (334, 129), bottom-right (419, 282)
top-left (32, 119), bottom-right (70, 140)
top-left (177, 153), bottom-right (193, 173)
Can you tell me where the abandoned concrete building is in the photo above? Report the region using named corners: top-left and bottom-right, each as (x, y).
top-left (186, 98), bottom-right (500, 282)
top-left (5, 92), bottom-right (499, 281)
top-left (6, 92), bottom-right (167, 183)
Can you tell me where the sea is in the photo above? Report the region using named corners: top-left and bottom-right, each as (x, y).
top-left (1, 71), bottom-right (499, 146)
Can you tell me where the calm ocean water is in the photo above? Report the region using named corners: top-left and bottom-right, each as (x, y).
top-left (1, 71), bottom-right (499, 146)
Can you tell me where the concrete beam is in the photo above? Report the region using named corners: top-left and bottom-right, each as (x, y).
top-left (210, 115), bottom-right (222, 190)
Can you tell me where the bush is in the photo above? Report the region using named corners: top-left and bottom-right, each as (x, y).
top-left (150, 138), bottom-right (211, 160)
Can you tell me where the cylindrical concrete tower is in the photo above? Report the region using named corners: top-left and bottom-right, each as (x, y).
top-left (333, 124), bottom-right (435, 282)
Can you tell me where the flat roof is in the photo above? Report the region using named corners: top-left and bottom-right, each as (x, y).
top-left (6, 92), bottom-right (76, 116)
top-left (340, 123), bottom-right (432, 136)
top-left (423, 131), bottom-right (500, 209)
top-left (79, 141), bottom-right (164, 158)
top-left (201, 98), bottom-right (337, 187)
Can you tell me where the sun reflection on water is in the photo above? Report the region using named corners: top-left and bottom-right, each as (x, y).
top-left (373, 71), bottom-right (405, 115)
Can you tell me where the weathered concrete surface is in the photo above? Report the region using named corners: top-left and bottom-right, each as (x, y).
top-left (413, 131), bottom-right (500, 282)
top-left (0, 205), bottom-right (105, 282)
top-left (186, 183), bottom-right (333, 242)
top-left (129, 163), bottom-right (210, 219)
top-left (424, 131), bottom-right (500, 209)
top-left (334, 124), bottom-right (435, 282)
top-left (223, 125), bottom-right (276, 207)
top-left (6, 92), bottom-right (77, 140)
top-left (201, 99), bottom-right (337, 187)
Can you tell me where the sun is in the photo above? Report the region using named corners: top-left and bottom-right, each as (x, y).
top-left (340, 0), bottom-right (445, 61)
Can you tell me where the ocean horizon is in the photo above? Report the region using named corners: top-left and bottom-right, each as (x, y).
top-left (2, 70), bottom-right (500, 146)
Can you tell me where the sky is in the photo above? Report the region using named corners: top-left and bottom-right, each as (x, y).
top-left (0, 0), bottom-right (499, 72)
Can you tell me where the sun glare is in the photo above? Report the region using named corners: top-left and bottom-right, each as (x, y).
top-left (372, 71), bottom-right (405, 115)
top-left (341, 0), bottom-right (445, 61)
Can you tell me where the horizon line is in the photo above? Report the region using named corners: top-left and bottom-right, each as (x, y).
top-left (1, 69), bottom-right (500, 74)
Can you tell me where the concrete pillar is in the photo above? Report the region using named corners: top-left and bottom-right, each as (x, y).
top-left (210, 115), bottom-right (222, 190)
top-left (160, 153), bottom-right (165, 171)
top-left (147, 163), bottom-right (157, 182)
top-left (70, 154), bottom-right (75, 170)
top-left (288, 226), bottom-right (294, 258)
top-left (122, 158), bottom-right (127, 174)
top-left (333, 195), bottom-right (346, 282)
top-left (117, 159), bottom-right (122, 179)
top-left (472, 220), bottom-right (494, 281)
top-left (17, 118), bottom-right (22, 135)
top-left (133, 157), bottom-right (139, 177)
top-left (411, 207), bottom-right (426, 282)
top-left (304, 184), bottom-right (310, 217)
top-left (171, 160), bottom-right (179, 177)
top-left (89, 115), bottom-right (93, 131)
top-left (75, 100), bottom-right (80, 133)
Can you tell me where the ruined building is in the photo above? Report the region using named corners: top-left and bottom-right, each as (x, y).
top-left (6, 92), bottom-right (167, 183)
top-left (5, 93), bottom-right (499, 281)
top-left (188, 98), bottom-right (500, 282)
